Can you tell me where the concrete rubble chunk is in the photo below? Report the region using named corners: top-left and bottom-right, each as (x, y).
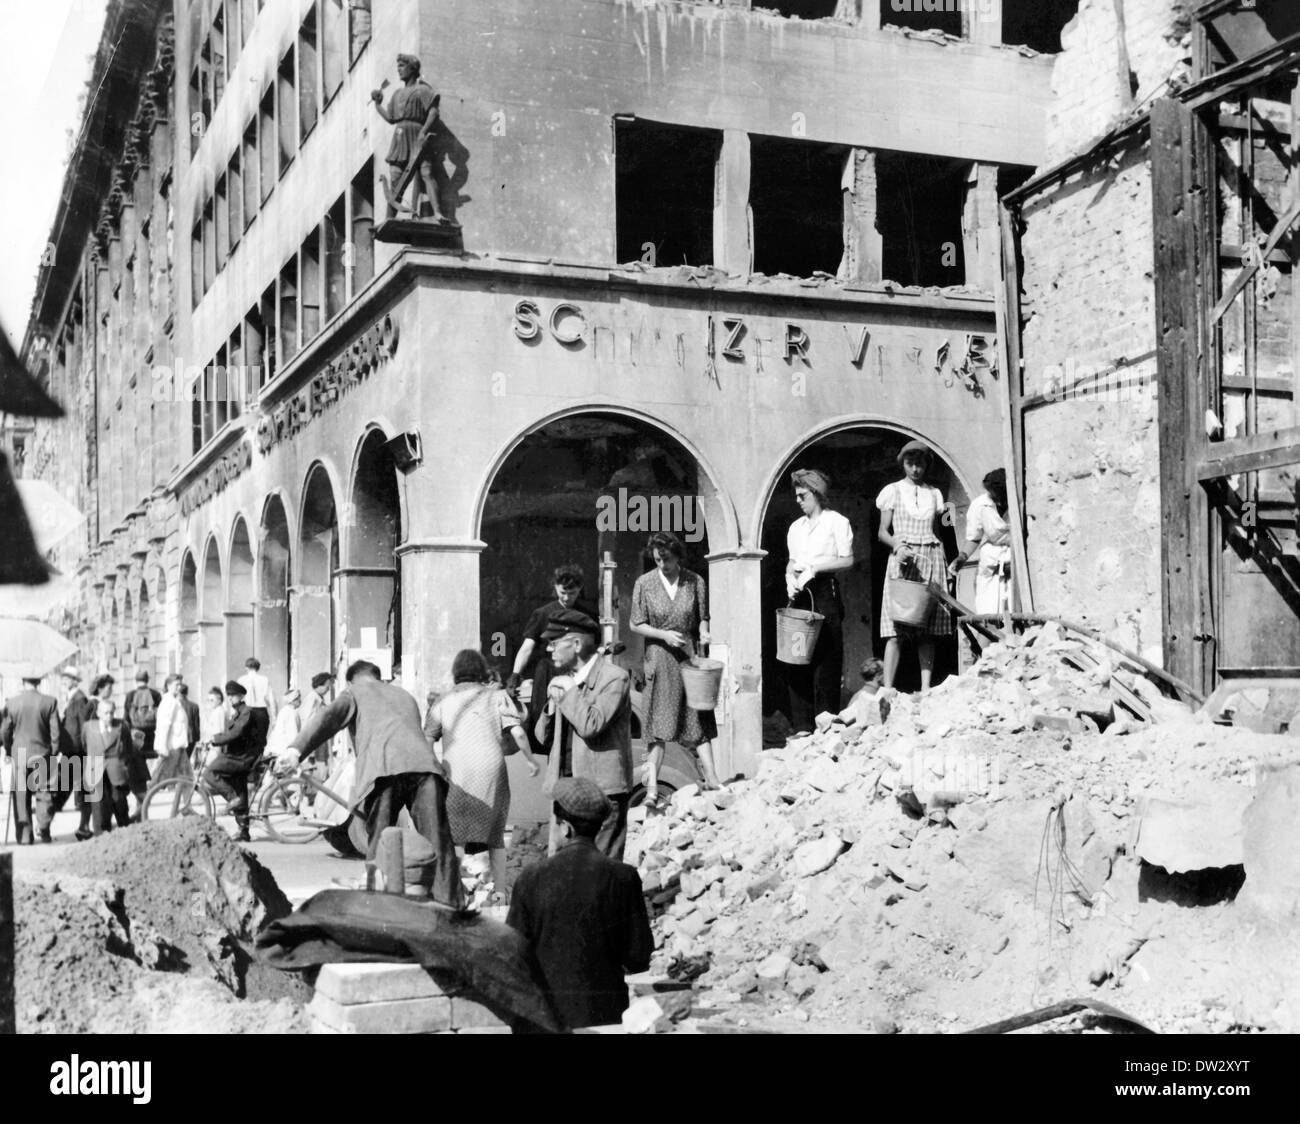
top-left (1241, 763), bottom-right (1300, 918)
top-left (805, 758), bottom-right (849, 794)
top-left (622, 995), bottom-right (668, 1034)
top-left (756, 953), bottom-right (793, 981)
top-left (1135, 784), bottom-right (1253, 873)
top-left (746, 871), bottom-right (783, 900)
top-left (793, 835), bottom-right (847, 878)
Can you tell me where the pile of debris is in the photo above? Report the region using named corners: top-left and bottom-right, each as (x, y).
top-left (14, 818), bottom-right (309, 1033)
top-left (626, 625), bottom-right (1300, 1033)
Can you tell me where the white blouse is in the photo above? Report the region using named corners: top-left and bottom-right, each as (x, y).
top-left (787, 510), bottom-right (854, 568)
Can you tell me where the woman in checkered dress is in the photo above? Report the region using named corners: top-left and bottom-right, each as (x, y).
top-left (877, 440), bottom-right (954, 691)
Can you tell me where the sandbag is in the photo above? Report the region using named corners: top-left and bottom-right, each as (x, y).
top-left (255, 889), bottom-right (563, 1033)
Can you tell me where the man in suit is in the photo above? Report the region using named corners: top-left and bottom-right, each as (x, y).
top-left (507, 777), bottom-right (652, 1029)
top-left (49, 665), bottom-right (97, 840)
top-left (2, 675), bottom-right (63, 844)
top-left (83, 697), bottom-right (132, 834)
top-left (204, 680), bottom-right (260, 842)
top-left (535, 624), bottom-right (634, 861)
top-left (123, 669), bottom-right (161, 817)
top-left (178, 682), bottom-right (202, 763)
top-left (286, 660), bottom-right (463, 907)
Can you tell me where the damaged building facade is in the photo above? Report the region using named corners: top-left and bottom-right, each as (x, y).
top-left (19, 0), bottom-right (1090, 779)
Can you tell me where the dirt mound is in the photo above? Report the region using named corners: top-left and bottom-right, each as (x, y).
top-left (629, 626), bottom-right (1300, 1033)
top-left (14, 818), bottom-right (309, 1033)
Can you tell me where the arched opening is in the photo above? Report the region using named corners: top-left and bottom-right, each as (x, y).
top-left (345, 429), bottom-right (402, 671)
top-left (258, 495), bottom-right (292, 695)
top-left (150, 567), bottom-right (168, 676)
top-left (480, 411), bottom-right (713, 676)
top-left (108, 597), bottom-right (121, 680)
top-left (297, 465), bottom-right (339, 688)
top-left (180, 552), bottom-right (199, 688)
top-left (758, 426), bottom-right (971, 727)
top-left (200, 537), bottom-right (226, 694)
top-left (136, 579), bottom-right (152, 678)
top-left (228, 517), bottom-right (256, 681)
top-left (122, 589), bottom-right (136, 672)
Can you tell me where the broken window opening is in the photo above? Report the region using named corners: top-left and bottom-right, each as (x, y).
top-left (277, 46), bottom-right (297, 174)
top-left (350, 159), bottom-right (375, 293)
top-left (1001, 0), bottom-right (1081, 54)
top-left (880, 0), bottom-right (962, 38)
top-left (299, 6), bottom-right (320, 143)
top-left (325, 195), bottom-right (347, 322)
top-left (749, 135), bottom-right (847, 278)
top-left (1138, 861), bottom-right (1245, 907)
top-left (765, 1), bottom-right (840, 19)
top-left (876, 151), bottom-right (968, 287)
top-left (615, 118), bottom-right (718, 268)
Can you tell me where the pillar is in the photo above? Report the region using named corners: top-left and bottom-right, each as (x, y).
top-left (224, 609), bottom-right (255, 681)
top-left (713, 130), bottom-right (752, 275)
top-left (395, 537), bottom-right (485, 699)
top-left (963, 1), bottom-right (1000, 44)
top-left (292, 584), bottom-right (334, 690)
top-left (844, 149), bottom-right (883, 283)
top-left (706, 547), bottom-right (766, 781)
top-left (962, 162), bottom-right (1000, 292)
top-left (199, 619), bottom-right (225, 693)
top-left (255, 596), bottom-right (290, 697)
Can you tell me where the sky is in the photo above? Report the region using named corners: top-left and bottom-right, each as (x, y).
top-left (0, 0), bottom-right (110, 342)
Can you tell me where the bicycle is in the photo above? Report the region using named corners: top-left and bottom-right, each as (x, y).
top-left (141, 745), bottom-right (352, 844)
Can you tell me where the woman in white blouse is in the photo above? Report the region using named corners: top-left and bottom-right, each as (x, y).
top-left (876, 440), bottom-right (954, 691)
top-left (784, 468), bottom-right (855, 734)
top-left (950, 468), bottom-right (1011, 615)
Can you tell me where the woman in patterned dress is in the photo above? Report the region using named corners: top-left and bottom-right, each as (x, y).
top-left (877, 440), bottom-right (954, 691)
top-left (630, 531), bottom-right (722, 804)
top-left (425, 649), bottom-right (540, 894)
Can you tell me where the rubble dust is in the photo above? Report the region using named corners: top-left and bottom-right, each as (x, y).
top-left (627, 624), bottom-right (1300, 1033)
top-left (14, 818), bottom-right (309, 1034)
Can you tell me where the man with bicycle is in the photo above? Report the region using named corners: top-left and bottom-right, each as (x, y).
top-left (204, 680), bottom-right (259, 843)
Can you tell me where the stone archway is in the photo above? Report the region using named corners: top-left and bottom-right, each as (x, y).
top-left (297, 464), bottom-right (339, 688)
top-left (258, 495), bottom-right (292, 695)
top-left (200, 537), bottom-right (226, 694)
top-left (180, 552), bottom-right (200, 689)
top-left (343, 428), bottom-right (402, 673)
top-left (228, 517), bottom-right (256, 681)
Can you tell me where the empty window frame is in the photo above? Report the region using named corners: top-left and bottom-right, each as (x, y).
top-left (350, 0), bottom-right (372, 64)
top-left (325, 195), bottom-right (347, 321)
top-left (748, 135), bottom-right (847, 278)
top-left (225, 0), bottom-right (242, 74)
top-left (350, 158), bottom-right (376, 291)
top-left (190, 218), bottom-right (204, 308)
top-left (210, 9), bottom-right (227, 106)
top-left (242, 120), bottom-right (259, 225)
top-left (299, 7), bottom-right (320, 143)
top-left (323, 0), bottom-right (346, 102)
top-left (300, 228), bottom-right (323, 344)
top-left (277, 46), bottom-right (297, 173)
top-left (279, 256), bottom-right (299, 362)
top-left (202, 198), bottom-right (216, 292)
top-left (1001, 1), bottom-right (1081, 53)
top-left (614, 119), bottom-right (719, 267)
top-left (881, 0), bottom-right (963, 37)
top-left (259, 281), bottom-right (278, 385)
top-left (875, 151), bottom-right (968, 287)
top-left (243, 303), bottom-right (266, 396)
top-left (227, 328), bottom-right (243, 419)
top-left (259, 85), bottom-right (276, 198)
top-left (241, 0), bottom-right (257, 46)
top-left (215, 174), bottom-right (230, 270)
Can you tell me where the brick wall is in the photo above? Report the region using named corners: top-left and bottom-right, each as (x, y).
top-left (1018, 142), bottom-right (1164, 660)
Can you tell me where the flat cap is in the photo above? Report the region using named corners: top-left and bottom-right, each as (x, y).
top-left (896, 439), bottom-right (934, 466)
top-left (224, 679), bottom-right (247, 697)
top-left (553, 777), bottom-right (611, 825)
top-left (541, 608), bottom-right (601, 643)
top-left (59, 665), bottom-right (81, 679)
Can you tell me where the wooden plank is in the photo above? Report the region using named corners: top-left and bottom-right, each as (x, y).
top-left (997, 201), bottom-right (1033, 612)
top-left (1182, 31), bottom-right (1300, 110)
top-left (1, 852), bottom-right (13, 1035)
top-left (1221, 374), bottom-right (1295, 395)
top-left (1151, 99), bottom-right (1201, 689)
top-left (1196, 425), bottom-right (1300, 479)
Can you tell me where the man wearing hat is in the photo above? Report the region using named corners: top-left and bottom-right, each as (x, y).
top-left (2, 675), bottom-right (62, 844)
top-left (204, 679), bottom-right (260, 842)
top-left (507, 776), bottom-right (652, 1030)
top-left (50, 666), bottom-right (97, 840)
top-left (535, 617), bottom-right (634, 861)
top-left (287, 660), bottom-right (463, 907)
top-left (124, 669), bottom-right (162, 816)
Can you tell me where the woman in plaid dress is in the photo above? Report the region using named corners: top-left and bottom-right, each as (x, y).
top-left (877, 440), bottom-right (954, 691)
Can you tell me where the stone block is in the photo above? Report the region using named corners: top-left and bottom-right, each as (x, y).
top-left (307, 992), bottom-right (452, 1034)
top-left (746, 871), bottom-right (783, 900)
top-left (756, 952), bottom-right (792, 981)
top-left (1136, 784), bottom-right (1252, 873)
top-left (1031, 712), bottom-right (1085, 733)
top-left (794, 835), bottom-right (846, 878)
top-left (314, 962), bottom-right (444, 1005)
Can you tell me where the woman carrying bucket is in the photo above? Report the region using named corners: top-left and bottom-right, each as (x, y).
top-left (877, 439), bottom-right (954, 691)
top-left (630, 531), bottom-right (723, 802)
top-left (784, 468), bottom-right (855, 734)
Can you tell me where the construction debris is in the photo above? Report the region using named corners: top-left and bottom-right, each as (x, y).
top-left (627, 626), bottom-right (1300, 1033)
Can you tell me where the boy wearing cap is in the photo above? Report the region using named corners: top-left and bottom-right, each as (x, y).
top-left (507, 776), bottom-right (652, 1030)
top-left (204, 679), bottom-right (259, 842)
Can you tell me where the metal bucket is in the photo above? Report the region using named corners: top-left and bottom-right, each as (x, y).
top-left (776, 590), bottom-right (824, 666)
top-left (887, 575), bottom-right (935, 629)
top-left (681, 657), bottom-right (724, 710)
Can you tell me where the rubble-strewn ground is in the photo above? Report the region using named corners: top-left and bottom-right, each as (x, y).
top-left (14, 819), bottom-right (310, 1033)
top-left (628, 625), bottom-right (1300, 1033)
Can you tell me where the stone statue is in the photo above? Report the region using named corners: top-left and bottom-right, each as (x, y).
top-left (372, 54), bottom-right (470, 225)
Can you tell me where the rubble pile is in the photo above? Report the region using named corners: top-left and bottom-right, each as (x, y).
top-left (628, 626), bottom-right (1300, 1033)
top-left (14, 819), bottom-right (309, 1033)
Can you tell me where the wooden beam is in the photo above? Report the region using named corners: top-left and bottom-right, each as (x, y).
top-left (996, 200), bottom-right (1033, 612)
top-left (1182, 31), bottom-right (1300, 110)
top-left (1210, 194), bottom-right (1300, 324)
top-left (1196, 425), bottom-right (1300, 479)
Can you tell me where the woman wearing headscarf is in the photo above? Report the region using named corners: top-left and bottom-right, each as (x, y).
top-left (507, 563), bottom-right (598, 755)
top-left (877, 439), bottom-right (954, 691)
top-left (630, 531), bottom-right (722, 802)
top-left (784, 468), bottom-right (855, 734)
top-left (950, 468), bottom-right (1012, 615)
top-left (425, 648), bottom-right (540, 896)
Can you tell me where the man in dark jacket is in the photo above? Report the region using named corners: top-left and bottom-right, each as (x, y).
top-left (123, 669), bottom-right (161, 817)
top-left (178, 682), bottom-right (202, 759)
top-left (287, 660), bottom-right (463, 907)
top-left (84, 697), bottom-right (132, 834)
top-left (507, 777), bottom-right (652, 1030)
top-left (50, 666), bottom-right (97, 840)
top-left (2, 676), bottom-right (63, 844)
top-left (204, 680), bottom-right (259, 842)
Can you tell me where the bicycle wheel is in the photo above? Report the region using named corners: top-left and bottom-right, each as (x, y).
top-left (258, 777), bottom-right (326, 844)
top-left (141, 777), bottom-right (215, 823)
